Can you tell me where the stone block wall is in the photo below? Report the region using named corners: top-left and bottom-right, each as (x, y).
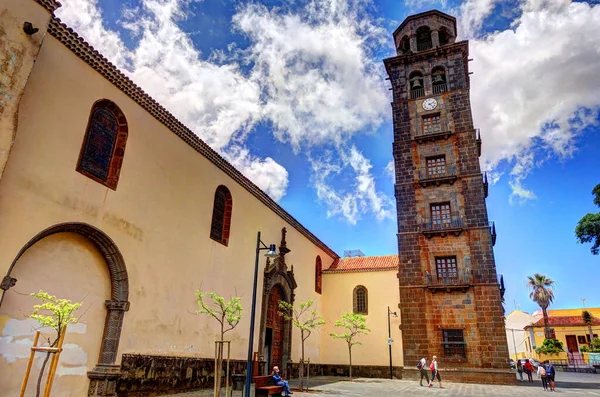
top-left (385, 15), bottom-right (511, 384)
top-left (117, 354), bottom-right (248, 397)
top-left (288, 362), bottom-right (404, 380)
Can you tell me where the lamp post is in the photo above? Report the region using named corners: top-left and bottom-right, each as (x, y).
top-left (387, 306), bottom-right (398, 380)
top-left (245, 231), bottom-right (278, 397)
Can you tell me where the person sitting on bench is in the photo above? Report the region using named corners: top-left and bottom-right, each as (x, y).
top-left (271, 366), bottom-right (292, 396)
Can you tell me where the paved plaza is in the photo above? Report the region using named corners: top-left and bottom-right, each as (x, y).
top-left (169, 372), bottom-right (600, 397)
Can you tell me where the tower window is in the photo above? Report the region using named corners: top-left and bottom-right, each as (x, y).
top-left (409, 72), bottom-right (425, 99)
top-left (210, 185), bottom-right (233, 246)
top-left (77, 99), bottom-right (128, 190)
top-left (442, 329), bottom-right (466, 358)
top-left (435, 256), bottom-right (458, 281)
top-left (398, 35), bottom-right (410, 54)
top-left (315, 256), bottom-right (322, 294)
top-left (353, 286), bottom-right (368, 315)
top-left (416, 26), bottom-right (433, 51)
top-left (431, 67), bottom-right (447, 94)
top-left (430, 202), bottom-right (451, 227)
top-left (426, 155), bottom-right (446, 177)
top-left (439, 27), bottom-right (451, 46)
top-left (422, 114), bottom-right (442, 134)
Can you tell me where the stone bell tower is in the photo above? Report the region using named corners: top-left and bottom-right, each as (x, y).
top-left (383, 10), bottom-right (513, 384)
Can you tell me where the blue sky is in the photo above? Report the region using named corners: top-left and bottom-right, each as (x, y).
top-left (56, 0), bottom-right (600, 315)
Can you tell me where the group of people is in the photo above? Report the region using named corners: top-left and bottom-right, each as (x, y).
top-left (516, 359), bottom-right (556, 391)
top-left (418, 356), bottom-right (443, 388)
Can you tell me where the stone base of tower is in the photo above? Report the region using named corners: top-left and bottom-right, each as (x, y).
top-left (403, 367), bottom-right (516, 385)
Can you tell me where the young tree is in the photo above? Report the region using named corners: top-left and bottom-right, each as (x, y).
top-left (527, 273), bottom-right (555, 339)
top-left (29, 290), bottom-right (82, 397)
top-left (195, 291), bottom-right (243, 394)
top-left (278, 300), bottom-right (325, 390)
top-left (575, 183), bottom-right (600, 255)
top-left (582, 310), bottom-right (595, 344)
top-left (330, 312), bottom-right (370, 380)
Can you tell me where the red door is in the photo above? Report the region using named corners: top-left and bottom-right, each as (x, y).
top-left (566, 335), bottom-right (578, 353)
top-left (266, 286), bottom-right (285, 370)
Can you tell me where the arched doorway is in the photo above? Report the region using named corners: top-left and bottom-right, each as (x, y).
top-left (265, 285), bottom-right (286, 371)
top-left (0, 223), bottom-right (129, 397)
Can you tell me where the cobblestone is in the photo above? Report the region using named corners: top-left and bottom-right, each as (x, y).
top-left (167, 372), bottom-right (600, 397)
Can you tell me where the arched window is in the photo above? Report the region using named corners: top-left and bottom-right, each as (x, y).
top-left (210, 185), bottom-right (233, 246)
top-left (416, 26), bottom-right (432, 51)
top-left (431, 66), bottom-right (447, 94)
top-left (353, 285), bottom-right (368, 315)
top-left (439, 27), bottom-right (451, 46)
top-left (315, 256), bottom-right (322, 294)
top-left (409, 71), bottom-right (424, 99)
top-left (77, 99), bottom-right (128, 190)
top-left (398, 35), bottom-right (410, 54)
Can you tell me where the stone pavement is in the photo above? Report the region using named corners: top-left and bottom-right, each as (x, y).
top-left (168, 372), bottom-right (600, 397)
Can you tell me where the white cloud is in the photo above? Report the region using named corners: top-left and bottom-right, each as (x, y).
top-left (223, 146), bottom-right (289, 202)
top-left (311, 146), bottom-right (393, 224)
top-left (467, 0), bottom-right (600, 201)
top-left (458, 0), bottom-right (500, 38)
top-left (385, 160), bottom-right (395, 181)
top-left (56, 0), bottom-right (287, 199)
top-left (233, 0), bottom-right (390, 150)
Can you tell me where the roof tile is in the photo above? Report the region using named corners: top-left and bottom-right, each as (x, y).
top-left (530, 316), bottom-right (600, 328)
top-left (324, 254), bottom-right (399, 273)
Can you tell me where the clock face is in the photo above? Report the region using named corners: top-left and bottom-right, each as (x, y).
top-left (422, 98), bottom-right (438, 111)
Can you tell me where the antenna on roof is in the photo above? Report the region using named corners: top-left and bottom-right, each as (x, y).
top-left (343, 249), bottom-right (365, 258)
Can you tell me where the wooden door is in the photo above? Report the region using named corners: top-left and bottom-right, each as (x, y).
top-left (266, 286), bottom-right (285, 371)
top-left (566, 335), bottom-right (578, 353)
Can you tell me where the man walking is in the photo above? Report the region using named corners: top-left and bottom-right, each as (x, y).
top-left (418, 357), bottom-right (430, 387)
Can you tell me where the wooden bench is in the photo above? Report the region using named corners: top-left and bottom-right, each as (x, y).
top-left (254, 375), bottom-right (284, 396)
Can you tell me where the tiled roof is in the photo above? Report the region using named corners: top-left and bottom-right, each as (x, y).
top-left (529, 316), bottom-right (600, 328)
top-left (34, 0), bottom-right (62, 13)
top-left (40, 16), bottom-right (339, 260)
top-left (324, 255), bottom-right (399, 273)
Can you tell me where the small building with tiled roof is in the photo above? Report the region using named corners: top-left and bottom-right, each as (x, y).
top-left (522, 308), bottom-right (600, 361)
top-left (320, 254), bottom-right (402, 372)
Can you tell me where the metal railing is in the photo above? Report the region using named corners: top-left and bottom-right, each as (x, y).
top-left (426, 269), bottom-right (473, 286)
top-left (420, 215), bottom-right (463, 231)
top-left (410, 87), bottom-right (425, 99)
top-left (432, 83), bottom-right (447, 94)
top-left (417, 41), bottom-right (433, 51)
top-left (414, 123), bottom-right (450, 138)
top-left (418, 164), bottom-right (457, 181)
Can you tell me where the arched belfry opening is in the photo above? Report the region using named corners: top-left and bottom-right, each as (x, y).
top-left (416, 26), bottom-right (432, 51)
top-left (258, 227), bottom-right (297, 377)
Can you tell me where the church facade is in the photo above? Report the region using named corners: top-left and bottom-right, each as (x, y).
top-left (0, 1), bottom-right (510, 396)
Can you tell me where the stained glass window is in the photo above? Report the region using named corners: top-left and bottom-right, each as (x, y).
top-left (77, 100), bottom-right (128, 190)
top-left (210, 186), bottom-right (232, 246)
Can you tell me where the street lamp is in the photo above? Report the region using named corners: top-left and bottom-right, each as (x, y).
top-left (387, 306), bottom-right (398, 380)
top-left (245, 231), bottom-right (278, 397)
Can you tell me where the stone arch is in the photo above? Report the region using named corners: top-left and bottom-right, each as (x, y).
top-left (0, 222), bottom-right (129, 395)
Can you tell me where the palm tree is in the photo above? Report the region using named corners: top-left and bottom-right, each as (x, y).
top-left (527, 273), bottom-right (555, 339)
top-left (582, 310), bottom-right (594, 344)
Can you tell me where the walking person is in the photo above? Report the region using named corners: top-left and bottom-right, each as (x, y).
top-left (271, 366), bottom-right (293, 396)
top-left (537, 361), bottom-right (547, 391)
top-left (544, 361), bottom-right (556, 392)
top-left (523, 359), bottom-right (534, 383)
top-left (428, 356), bottom-right (444, 388)
top-left (418, 357), bottom-right (430, 387)
top-left (516, 359), bottom-right (523, 382)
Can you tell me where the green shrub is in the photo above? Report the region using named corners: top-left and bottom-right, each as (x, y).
top-left (535, 338), bottom-right (564, 355)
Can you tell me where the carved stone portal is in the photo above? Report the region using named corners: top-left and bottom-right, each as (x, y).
top-left (258, 228), bottom-right (297, 377)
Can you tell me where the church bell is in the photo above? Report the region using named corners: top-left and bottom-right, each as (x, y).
top-left (411, 79), bottom-right (422, 88)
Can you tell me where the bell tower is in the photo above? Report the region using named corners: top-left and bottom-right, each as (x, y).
top-left (384, 10), bottom-right (513, 383)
